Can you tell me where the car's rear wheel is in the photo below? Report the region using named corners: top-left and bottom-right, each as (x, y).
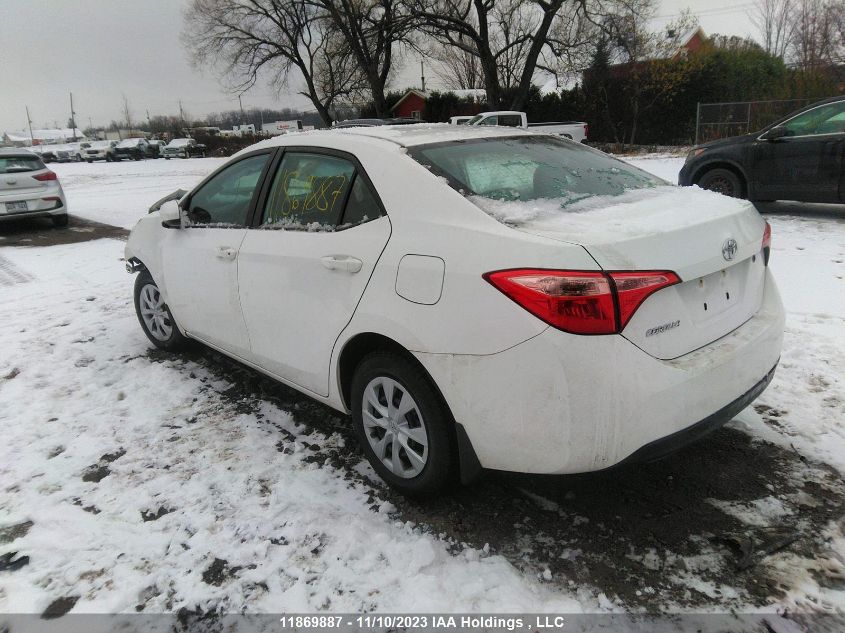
top-left (351, 352), bottom-right (455, 497)
top-left (133, 271), bottom-right (188, 351)
top-left (52, 214), bottom-right (68, 228)
top-left (698, 168), bottom-right (743, 198)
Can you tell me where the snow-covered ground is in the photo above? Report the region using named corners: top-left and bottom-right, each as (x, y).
top-left (52, 158), bottom-right (226, 229)
top-left (1, 155), bottom-right (843, 620)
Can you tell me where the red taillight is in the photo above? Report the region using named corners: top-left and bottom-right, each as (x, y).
top-left (484, 269), bottom-right (680, 335)
top-left (762, 221), bottom-right (771, 265)
top-left (610, 271), bottom-right (681, 329)
top-left (33, 171), bottom-right (57, 181)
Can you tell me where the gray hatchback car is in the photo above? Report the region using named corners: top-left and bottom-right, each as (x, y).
top-left (0, 149), bottom-right (68, 227)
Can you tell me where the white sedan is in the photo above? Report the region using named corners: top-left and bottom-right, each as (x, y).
top-left (125, 125), bottom-right (784, 496)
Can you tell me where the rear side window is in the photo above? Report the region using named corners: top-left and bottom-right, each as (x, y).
top-left (0, 155), bottom-right (44, 174)
top-left (262, 152), bottom-right (354, 228)
top-left (341, 176), bottom-right (384, 226)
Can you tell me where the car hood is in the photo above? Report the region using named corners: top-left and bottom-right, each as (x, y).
top-left (695, 133), bottom-right (757, 151)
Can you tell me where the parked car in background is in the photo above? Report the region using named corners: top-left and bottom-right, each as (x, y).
top-left (37, 144), bottom-right (74, 163)
top-left (112, 138), bottom-right (150, 161)
top-left (125, 125), bottom-right (783, 496)
top-left (449, 116), bottom-right (473, 125)
top-left (463, 111), bottom-right (588, 142)
top-left (0, 148), bottom-right (68, 227)
top-left (147, 140), bottom-right (166, 158)
top-left (84, 140), bottom-right (118, 162)
top-left (333, 118), bottom-right (420, 128)
top-left (162, 138), bottom-right (206, 159)
top-left (680, 95), bottom-right (845, 201)
top-left (68, 142), bottom-right (92, 162)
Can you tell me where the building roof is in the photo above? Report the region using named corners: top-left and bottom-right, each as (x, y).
top-left (4, 128), bottom-right (85, 143)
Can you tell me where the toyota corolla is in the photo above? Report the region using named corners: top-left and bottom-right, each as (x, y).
top-left (124, 126), bottom-right (784, 496)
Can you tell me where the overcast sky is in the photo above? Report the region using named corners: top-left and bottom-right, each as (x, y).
top-left (0, 0), bottom-right (759, 133)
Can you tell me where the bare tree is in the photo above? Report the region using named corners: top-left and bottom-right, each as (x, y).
top-left (540, 5), bottom-right (600, 84)
top-left (313, 0), bottom-right (417, 117)
top-left (790, 0), bottom-right (838, 69)
top-left (750, 0), bottom-right (795, 58)
top-left (184, 0), bottom-right (364, 125)
top-left (413, 0), bottom-right (576, 110)
top-left (428, 43), bottom-right (485, 89)
top-left (122, 94), bottom-right (133, 135)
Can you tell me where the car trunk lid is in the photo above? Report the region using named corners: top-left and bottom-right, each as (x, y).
top-left (0, 168), bottom-right (50, 198)
top-left (478, 186), bottom-right (768, 359)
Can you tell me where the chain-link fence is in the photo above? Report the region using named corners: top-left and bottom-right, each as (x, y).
top-left (694, 98), bottom-right (811, 144)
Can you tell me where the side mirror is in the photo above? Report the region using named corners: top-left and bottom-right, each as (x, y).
top-left (763, 125), bottom-right (789, 141)
top-left (159, 199), bottom-right (182, 229)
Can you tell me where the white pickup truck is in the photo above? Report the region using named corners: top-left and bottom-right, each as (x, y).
top-left (457, 111), bottom-right (588, 143)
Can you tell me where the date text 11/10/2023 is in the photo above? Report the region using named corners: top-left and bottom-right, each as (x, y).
top-left (277, 615), bottom-right (569, 630)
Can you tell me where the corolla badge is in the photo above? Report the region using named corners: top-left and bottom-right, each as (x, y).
top-left (722, 238), bottom-right (738, 261)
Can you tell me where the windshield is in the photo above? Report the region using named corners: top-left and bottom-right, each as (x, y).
top-left (117, 139), bottom-right (142, 148)
top-left (466, 114), bottom-right (484, 125)
top-left (0, 155), bottom-right (44, 174)
top-left (168, 139), bottom-right (190, 147)
top-left (409, 136), bottom-right (665, 212)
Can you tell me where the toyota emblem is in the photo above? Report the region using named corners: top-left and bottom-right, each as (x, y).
top-left (722, 238), bottom-right (738, 261)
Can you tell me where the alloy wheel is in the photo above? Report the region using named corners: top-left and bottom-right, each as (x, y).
top-left (139, 283), bottom-right (173, 341)
top-left (362, 376), bottom-right (429, 478)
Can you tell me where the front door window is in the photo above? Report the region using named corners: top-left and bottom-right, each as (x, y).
top-left (188, 154), bottom-right (270, 226)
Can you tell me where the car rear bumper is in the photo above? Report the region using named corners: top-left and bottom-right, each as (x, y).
top-left (616, 361), bottom-right (777, 466)
top-left (414, 269), bottom-right (785, 474)
top-left (0, 193), bottom-right (66, 221)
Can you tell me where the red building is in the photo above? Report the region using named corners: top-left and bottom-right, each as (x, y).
top-left (390, 90), bottom-right (429, 119)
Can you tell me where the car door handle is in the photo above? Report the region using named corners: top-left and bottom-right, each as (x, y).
top-left (321, 255), bottom-right (363, 273)
top-left (216, 246), bottom-right (237, 260)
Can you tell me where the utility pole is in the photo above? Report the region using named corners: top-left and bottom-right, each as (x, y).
top-left (420, 60), bottom-right (426, 92)
top-left (146, 109), bottom-right (151, 131)
top-left (69, 92), bottom-right (78, 140)
top-left (25, 106), bottom-right (34, 146)
top-left (178, 99), bottom-right (185, 134)
top-left (238, 94), bottom-right (245, 125)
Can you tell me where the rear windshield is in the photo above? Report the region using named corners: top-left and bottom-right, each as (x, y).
top-left (0, 155), bottom-right (44, 174)
top-left (408, 136), bottom-right (665, 212)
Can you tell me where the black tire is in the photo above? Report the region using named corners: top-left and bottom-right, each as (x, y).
top-left (51, 214), bottom-right (69, 228)
top-left (351, 351), bottom-right (456, 497)
top-left (133, 270), bottom-right (189, 351)
top-left (698, 168), bottom-right (743, 198)
top-left (86, 159), bottom-right (93, 164)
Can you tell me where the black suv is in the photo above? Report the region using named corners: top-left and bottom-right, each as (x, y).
top-left (679, 95), bottom-right (845, 203)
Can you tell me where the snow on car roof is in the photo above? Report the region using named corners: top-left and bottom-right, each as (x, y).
top-left (335, 123), bottom-right (535, 147)
top-left (251, 123), bottom-right (535, 151)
